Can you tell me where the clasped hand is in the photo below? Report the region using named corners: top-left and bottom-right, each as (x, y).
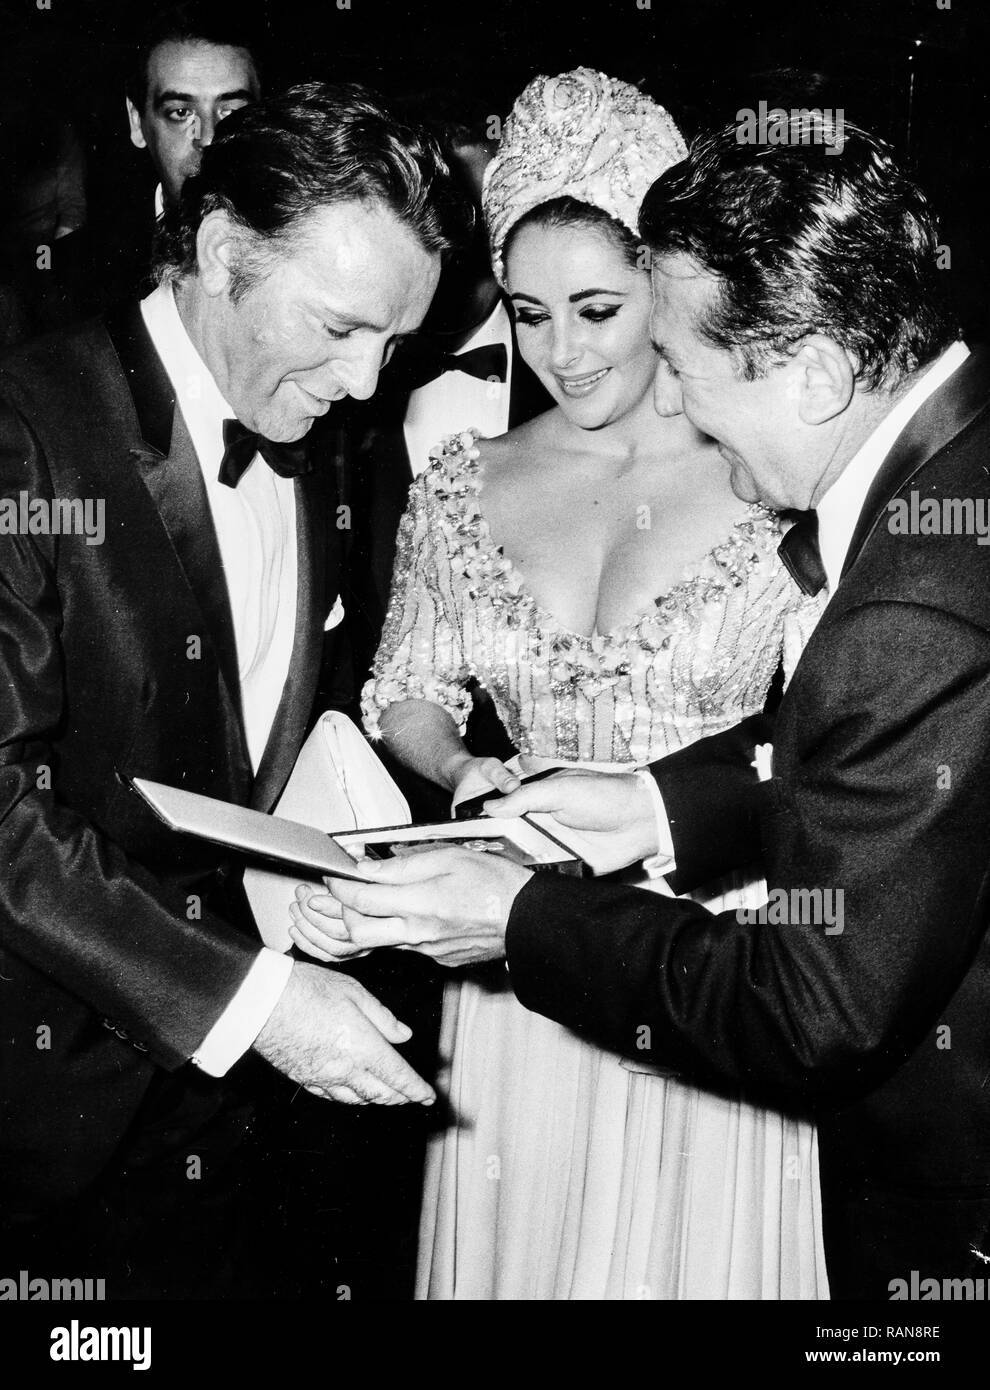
top-left (288, 752), bottom-right (528, 967)
top-left (290, 845), bottom-right (534, 968)
top-left (253, 962), bottom-right (436, 1107)
top-left (288, 754), bottom-right (662, 968)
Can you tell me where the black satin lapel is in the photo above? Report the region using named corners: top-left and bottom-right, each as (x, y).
top-left (842, 347), bottom-right (990, 579)
top-left (104, 302), bottom-right (250, 787)
top-left (103, 300), bottom-right (175, 457)
top-left (251, 464), bottom-right (334, 812)
top-left (381, 415), bottom-right (415, 512)
top-left (136, 407), bottom-right (247, 745)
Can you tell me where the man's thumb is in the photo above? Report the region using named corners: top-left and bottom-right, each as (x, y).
top-left (348, 853), bottom-right (422, 883)
top-left (517, 754), bottom-right (553, 774)
top-left (484, 782), bottom-right (562, 819)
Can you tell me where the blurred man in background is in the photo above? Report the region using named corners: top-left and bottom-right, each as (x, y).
top-left (125, 1), bottom-right (261, 214)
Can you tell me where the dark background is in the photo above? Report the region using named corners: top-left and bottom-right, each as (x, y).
top-left (1, 0), bottom-right (987, 1301)
top-left (1, 0), bottom-right (988, 336)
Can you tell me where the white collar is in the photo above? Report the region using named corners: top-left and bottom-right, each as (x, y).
top-left (816, 340), bottom-right (970, 593)
top-left (140, 280), bottom-right (233, 426)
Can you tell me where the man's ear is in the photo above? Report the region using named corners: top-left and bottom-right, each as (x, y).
top-left (794, 335), bottom-right (856, 425)
top-left (126, 98), bottom-right (148, 151)
top-left (195, 211), bottom-right (239, 297)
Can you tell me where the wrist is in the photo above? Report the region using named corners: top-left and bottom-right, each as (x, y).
top-left (253, 962), bottom-right (297, 1056)
top-left (492, 862), bottom-right (533, 940)
top-left (438, 747), bottom-right (472, 792)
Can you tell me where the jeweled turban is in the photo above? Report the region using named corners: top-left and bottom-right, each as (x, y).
top-left (483, 68), bottom-right (687, 286)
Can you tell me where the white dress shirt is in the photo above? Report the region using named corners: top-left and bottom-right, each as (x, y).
top-left (140, 283), bottom-right (295, 1074)
top-left (816, 339), bottom-right (970, 595)
top-left (647, 339), bottom-right (971, 869)
top-left (402, 298), bottom-right (514, 473)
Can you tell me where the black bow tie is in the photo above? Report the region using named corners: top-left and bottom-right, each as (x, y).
top-left (218, 419), bottom-right (314, 489)
top-left (386, 341), bottom-right (508, 393)
top-left (778, 510), bottom-right (827, 597)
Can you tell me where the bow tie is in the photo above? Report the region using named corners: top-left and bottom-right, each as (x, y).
top-left (778, 510), bottom-right (827, 597)
top-left (387, 341), bottom-right (508, 393)
top-left (218, 419), bottom-right (314, 488)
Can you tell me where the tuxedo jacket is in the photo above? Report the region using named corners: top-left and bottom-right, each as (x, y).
top-left (0, 304), bottom-right (339, 1216)
top-left (506, 348), bottom-right (990, 1289)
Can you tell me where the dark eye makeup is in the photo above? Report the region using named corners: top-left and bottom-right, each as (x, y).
top-left (514, 304), bottom-right (622, 327)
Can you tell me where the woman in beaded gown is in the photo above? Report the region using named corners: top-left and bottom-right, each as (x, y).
top-left (295, 71), bottom-right (828, 1299)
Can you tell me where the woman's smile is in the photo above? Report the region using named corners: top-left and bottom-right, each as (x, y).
top-left (555, 366), bottom-right (611, 397)
top-left (506, 221), bottom-right (656, 429)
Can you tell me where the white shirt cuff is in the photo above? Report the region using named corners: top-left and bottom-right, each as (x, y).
top-left (191, 948), bottom-right (294, 1077)
top-left (635, 769), bottom-right (677, 877)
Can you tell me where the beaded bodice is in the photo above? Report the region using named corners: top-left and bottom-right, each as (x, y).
top-left (362, 431), bottom-right (821, 765)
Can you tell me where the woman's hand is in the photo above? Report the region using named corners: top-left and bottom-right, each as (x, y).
top-left (444, 752), bottom-right (521, 813)
top-left (288, 883), bottom-right (375, 963)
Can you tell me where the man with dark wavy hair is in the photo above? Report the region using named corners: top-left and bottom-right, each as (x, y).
top-left (0, 81), bottom-right (465, 1295)
top-left (643, 114), bottom-right (955, 392)
top-left (68, 3), bottom-right (264, 322)
top-left (126, 1), bottom-right (262, 213)
top-left (319, 116), bottom-right (990, 1299)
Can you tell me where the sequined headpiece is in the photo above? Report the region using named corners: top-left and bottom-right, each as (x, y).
top-left (483, 68), bottom-right (686, 286)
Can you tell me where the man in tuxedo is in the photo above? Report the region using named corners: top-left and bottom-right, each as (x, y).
top-left (59, 2), bottom-right (262, 321)
top-left (318, 116), bottom-right (990, 1298)
top-left (125, 2), bottom-right (261, 217)
top-left (0, 82), bottom-right (463, 1294)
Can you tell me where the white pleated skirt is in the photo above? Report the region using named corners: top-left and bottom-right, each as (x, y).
top-left (415, 871), bottom-right (829, 1300)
